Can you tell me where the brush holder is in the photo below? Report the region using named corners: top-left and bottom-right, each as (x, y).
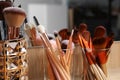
top-left (93, 48), bottom-right (110, 77)
top-left (29, 37), bottom-right (43, 47)
top-left (0, 38), bottom-right (28, 80)
top-left (70, 45), bottom-right (83, 80)
top-left (93, 48), bottom-right (110, 64)
top-left (27, 46), bottom-right (45, 80)
top-left (27, 46), bottom-right (75, 80)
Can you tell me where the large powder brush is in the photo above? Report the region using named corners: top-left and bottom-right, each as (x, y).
top-left (3, 7), bottom-right (26, 27)
top-left (3, 7), bottom-right (26, 39)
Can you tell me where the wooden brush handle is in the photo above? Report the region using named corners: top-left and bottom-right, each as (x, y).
top-left (46, 48), bottom-right (70, 80)
top-left (86, 53), bottom-right (94, 65)
top-left (40, 33), bottom-right (71, 80)
top-left (47, 58), bottom-right (57, 80)
top-left (47, 53), bottom-right (62, 80)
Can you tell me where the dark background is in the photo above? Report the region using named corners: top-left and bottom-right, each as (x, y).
top-left (68, 0), bottom-right (120, 40)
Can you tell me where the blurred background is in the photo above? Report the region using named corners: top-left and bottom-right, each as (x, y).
top-left (14, 0), bottom-right (120, 40)
top-left (68, 0), bottom-right (120, 40)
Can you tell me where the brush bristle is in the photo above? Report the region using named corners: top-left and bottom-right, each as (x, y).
top-left (37, 25), bottom-right (45, 33)
top-left (25, 23), bottom-right (34, 30)
top-left (71, 29), bottom-right (74, 36)
top-left (54, 31), bottom-right (58, 37)
top-left (78, 23), bottom-right (87, 33)
top-left (94, 26), bottom-right (106, 38)
top-left (61, 40), bottom-right (75, 49)
top-left (3, 7), bottom-right (26, 16)
top-left (93, 37), bottom-right (107, 49)
top-left (58, 28), bottom-right (68, 40)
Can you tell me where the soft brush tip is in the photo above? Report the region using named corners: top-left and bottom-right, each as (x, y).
top-left (37, 25), bottom-right (45, 33)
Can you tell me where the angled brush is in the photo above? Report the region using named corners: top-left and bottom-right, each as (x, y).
top-left (78, 31), bottom-right (107, 80)
top-left (93, 26), bottom-right (108, 77)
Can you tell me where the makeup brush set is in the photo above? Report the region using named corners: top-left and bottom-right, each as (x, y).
top-left (24, 14), bottom-right (114, 79)
top-left (58, 23), bottom-right (114, 80)
top-left (25, 16), bottom-right (75, 79)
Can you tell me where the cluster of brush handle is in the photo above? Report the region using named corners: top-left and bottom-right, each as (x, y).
top-left (58, 23), bottom-right (114, 80)
top-left (0, 0), bottom-right (26, 40)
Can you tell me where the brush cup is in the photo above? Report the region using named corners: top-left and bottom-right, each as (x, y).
top-left (70, 45), bottom-right (83, 80)
top-left (27, 46), bottom-right (45, 80)
top-left (29, 37), bottom-right (43, 47)
top-left (27, 46), bottom-right (75, 80)
top-left (0, 38), bottom-right (28, 80)
top-left (93, 48), bottom-right (110, 77)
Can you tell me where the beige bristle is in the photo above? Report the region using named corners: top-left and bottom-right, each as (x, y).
top-left (37, 25), bottom-right (45, 33)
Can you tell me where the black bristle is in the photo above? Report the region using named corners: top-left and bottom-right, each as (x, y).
top-left (54, 31), bottom-right (58, 37)
top-left (18, 5), bottom-right (21, 8)
top-left (24, 18), bottom-right (28, 23)
top-left (33, 16), bottom-right (40, 26)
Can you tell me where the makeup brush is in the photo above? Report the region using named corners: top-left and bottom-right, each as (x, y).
top-left (54, 31), bottom-right (66, 68)
top-left (93, 26), bottom-right (108, 77)
top-left (82, 31), bottom-right (94, 76)
top-left (58, 28), bottom-right (70, 40)
top-left (38, 25), bottom-right (71, 80)
top-left (61, 39), bottom-right (75, 75)
top-left (65, 30), bottom-right (74, 63)
top-left (24, 23), bottom-right (43, 46)
top-left (93, 25), bottom-right (107, 56)
top-left (75, 23), bottom-right (88, 45)
top-left (93, 33), bottom-right (107, 76)
top-left (78, 32), bottom-right (107, 80)
top-left (93, 37), bottom-right (108, 76)
top-left (33, 16), bottom-right (53, 48)
top-left (3, 7), bottom-right (26, 39)
top-left (54, 31), bottom-right (61, 50)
